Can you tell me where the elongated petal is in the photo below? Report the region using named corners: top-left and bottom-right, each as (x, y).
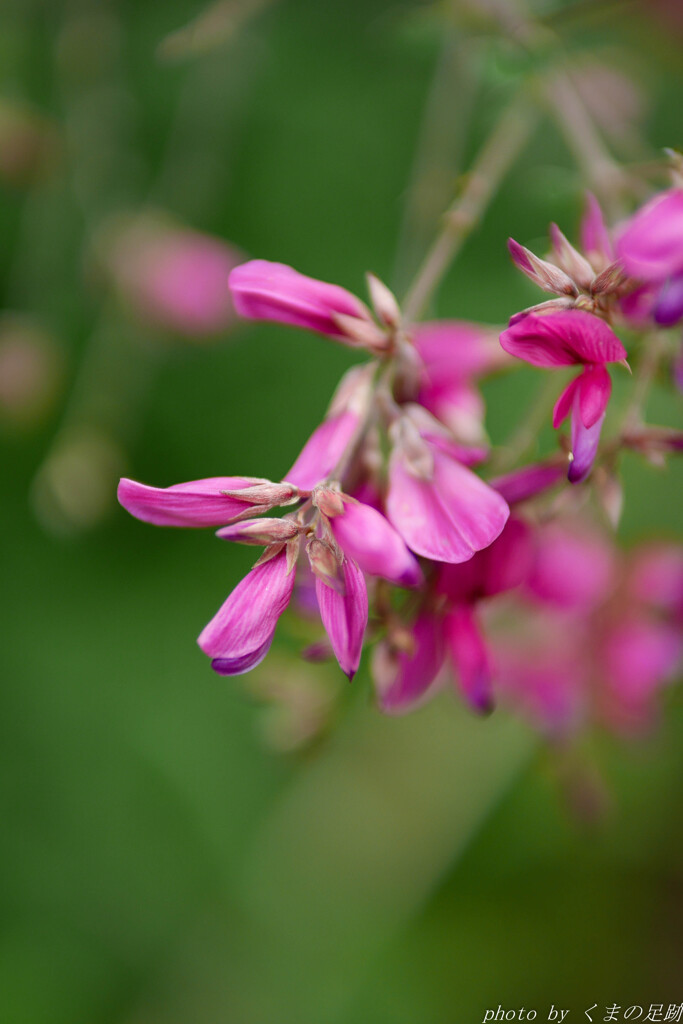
top-left (315, 558), bottom-right (367, 679)
top-left (197, 547), bottom-right (295, 673)
top-left (418, 378), bottom-right (488, 447)
top-left (373, 613), bottom-right (445, 715)
top-left (228, 260), bottom-right (372, 340)
top-left (569, 401), bottom-right (604, 484)
top-left (430, 450), bottom-right (510, 555)
top-left (552, 375), bottom-right (581, 428)
top-left (444, 606), bottom-right (493, 714)
top-left (500, 309), bottom-right (626, 367)
top-left (617, 188), bottom-right (683, 281)
top-left (437, 516), bottom-right (532, 603)
top-left (118, 476), bottom-right (265, 527)
top-left (329, 499), bottom-right (423, 587)
top-left (285, 410), bottom-right (359, 490)
top-left (490, 459), bottom-right (565, 504)
top-left (577, 364), bottom-right (611, 428)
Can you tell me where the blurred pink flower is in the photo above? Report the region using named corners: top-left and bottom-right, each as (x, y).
top-left (107, 215), bottom-right (241, 336)
top-left (617, 188), bottom-right (683, 326)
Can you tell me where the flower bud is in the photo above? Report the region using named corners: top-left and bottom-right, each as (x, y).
top-left (508, 238), bottom-right (578, 296)
top-left (366, 273), bottom-right (401, 327)
top-left (216, 517), bottom-right (301, 545)
top-left (548, 223), bottom-right (595, 291)
top-left (306, 537), bottom-right (344, 593)
top-left (219, 480), bottom-right (300, 509)
top-left (312, 485), bottom-right (346, 518)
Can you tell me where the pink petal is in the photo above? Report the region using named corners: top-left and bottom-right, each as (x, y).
top-left (228, 260), bottom-right (372, 340)
top-left (386, 446), bottom-right (509, 564)
top-left (601, 618), bottom-right (682, 733)
top-left (444, 606), bottom-right (493, 714)
top-left (568, 402), bottom-right (604, 484)
top-left (490, 459), bottom-right (565, 504)
top-left (577, 364), bottom-right (611, 428)
top-left (197, 548), bottom-right (295, 673)
top-left (500, 309), bottom-right (626, 367)
top-left (437, 516), bottom-right (533, 603)
top-left (412, 320), bottom-right (508, 384)
top-left (329, 499), bottom-right (423, 588)
top-left (285, 410), bottom-right (359, 490)
top-left (552, 375), bottom-right (581, 428)
top-left (629, 544), bottom-right (683, 621)
top-left (617, 188), bottom-right (683, 281)
top-left (315, 558), bottom-right (368, 679)
top-left (525, 521), bottom-right (616, 610)
top-left (418, 378), bottom-right (488, 448)
top-left (118, 476), bottom-right (264, 527)
top-left (580, 192), bottom-right (614, 264)
top-left (373, 613), bottom-right (445, 715)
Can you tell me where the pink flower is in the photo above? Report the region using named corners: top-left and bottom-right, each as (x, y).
top-left (386, 407), bottom-right (509, 563)
top-left (523, 519), bottom-right (616, 610)
top-left (374, 518), bottom-right (530, 715)
top-left (228, 259), bottom-right (386, 348)
top-left (500, 309), bottom-right (627, 483)
top-left (617, 188), bottom-right (683, 326)
top-left (107, 216), bottom-right (240, 336)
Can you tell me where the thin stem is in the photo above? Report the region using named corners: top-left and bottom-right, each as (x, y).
top-left (402, 91), bottom-right (538, 324)
top-left (489, 373), bottom-right (560, 473)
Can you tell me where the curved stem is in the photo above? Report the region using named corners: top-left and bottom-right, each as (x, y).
top-left (402, 91), bottom-right (538, 324)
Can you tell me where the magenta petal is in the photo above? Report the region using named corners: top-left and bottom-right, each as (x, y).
top-left (197, 548), bottom-right (295, 672)
top-left (525, 521), bottom-right (615, 610)
top-left (569, 397), bottom-right (604, 484)
top-left (577, 364), bottom-right (611, 428)
top-left (118, 476), bottom-right (262, 527)
top-left (315, 558), bottom-right (368, 679)
top-left (444, 606), bottom-right (493, 714)
top-left (552, 375), bottom-right (581, 428)
top-left (491, 460), bottom-right (565, 504)
top-left (430, 450), bottom-right (510, 555)
top-left (617, 188), bottom-right (683, 282)
top-left (228, 260), bottom-right (371, 339)
top-left (285, 410), bottom-right (359, 490)
top-left (500, 309), bottom-right (626, 367)
top-left (374, 613), bottom-right (445, 715)
top-left (329, 500), bottom-right (423, 587)
top-left (654, 272), bottom-right (683, 327)
top-left (437, 516), bottom-right (532, 603)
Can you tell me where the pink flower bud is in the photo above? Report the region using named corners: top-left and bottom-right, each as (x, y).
top-left (315, 557), bottom-right (368, 680)
top-left (306, 537), bottom-right (344, 592)
top-left (216, 517), bottom-right (300, 545)
top-left (508, 238), bottom-right (578, 296)
top-left (366, 273), bottom-right (401, 327)
top-left (373, 613), bottom-right (445, 715)
top-left (548, 223), bottom-right (595, 291)
top-left (312, 485), bottom-right (346, 518)
top-left (444, 606), bottom-right (494, 714)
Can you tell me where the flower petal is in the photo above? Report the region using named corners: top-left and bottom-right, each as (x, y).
top-left (197, 547), bottom-right (295, 672)
top-left (444, 606), bottom-right (493, 714)
top-left (580, 192), bottom-right (614, 265)
top-left (577, 364), bottom-right (611, 428)
top-left (373, 613), bottom-right (445, 715)
top-left (315, 558), bottom-right (368, 680)
top-left (552, 375), bottom-right (581, 428)
top-left (490, 459), bottom-right (565, 505)
top-left (569, 400), bottom-right (605, 484)
top-left (228, 260), bottom-right (372, 340)
top-left (329, 499), bottom-right (423, 587)
top-left (285, 410), bottom-right (359, 491)
top-left (617, 188), bottom-right (683, 282)
top-left (500, 309), bottom-right (626, 367)
top-left (412, 320), bottom-right (508, 384)
top-left (654, 272), bottom-right (683, 327)
top-left (117, 476), bottom-right (265, 527)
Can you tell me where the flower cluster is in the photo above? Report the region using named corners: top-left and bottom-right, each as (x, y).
top-left (119, 181), bottom-right (682, 742)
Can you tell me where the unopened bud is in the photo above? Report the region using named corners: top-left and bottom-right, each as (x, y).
top-left (366, 273), bottom-right (401, 327)
top-left (216, 517), bottom-right (300, 545)
top-left (220, 480), bottom-right (300, 508)
top-left (312, 485), bottom-right (346, 518)
top-left (330, 312), bottom-right (389, 352)
top-left (306, 537), bottom-right (344, 592)
top-left (591, 260), bottom-right (628, 297)
top-left (508, 238), bottom-right (578, 297)
top-left (549, 223), bottom-right (595, 291)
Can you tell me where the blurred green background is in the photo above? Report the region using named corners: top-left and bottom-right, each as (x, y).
top-left (1, 1), bottom-right (682, 1022)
